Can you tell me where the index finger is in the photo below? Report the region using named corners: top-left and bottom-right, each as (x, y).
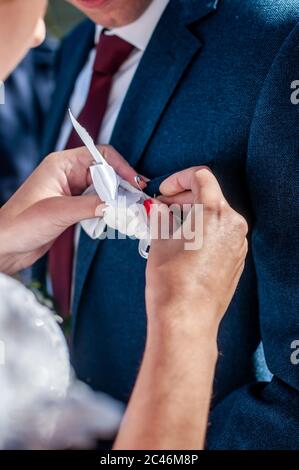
top-left (191, 168), bottom-right (228, 208)
top-left (160, 166), bottom-right (228, 208)
top-left (98, 145), bottom-right (147, 190)
top-left (159, 166), bottom-right (209, 196)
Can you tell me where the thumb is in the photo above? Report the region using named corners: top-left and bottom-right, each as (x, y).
top-left (27, 194), bottom-right (103, 230)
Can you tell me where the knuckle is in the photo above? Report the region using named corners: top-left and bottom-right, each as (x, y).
top-left (205, 198), bottom-right (228, 214)
top-left (44, 152), bottom-right (57, 167)
top-left (98, 144), bottom-right (109, 155)
top-left (244, 237), bottom-right (249, 255)
top-left (105, 144), bottom-right (115, 153)
top-left (227, 210), bottom-right (248, 234)
top-left (45, 152), bottom-right (55, 161)
top-left (194, 167), bottom-right (210, 182)
top-left (197, 165), bottom-right (212, 174)
top-left (225, 212), bottom-right (248, 255)
top-left (100, 144), bottom-right (119, 161)
top-left (235, 214), bottom-right (248, 235)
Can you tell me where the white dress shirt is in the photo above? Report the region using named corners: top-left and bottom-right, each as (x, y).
top-left (56, 0), bottom-right (169, 150)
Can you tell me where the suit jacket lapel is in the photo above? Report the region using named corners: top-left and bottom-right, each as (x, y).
top-left (41, 20), bottom-right (95, 157)
top-left (73, 0), bottom-right (220, 321)
top-left (109, 0), bottom-right (220, 165)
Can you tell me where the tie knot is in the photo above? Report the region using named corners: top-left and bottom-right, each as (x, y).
top-left (94, 32), bottom-right (134, 75)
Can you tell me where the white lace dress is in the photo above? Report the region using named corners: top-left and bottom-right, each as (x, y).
top-left (0, 273), bottom-right (122, 449)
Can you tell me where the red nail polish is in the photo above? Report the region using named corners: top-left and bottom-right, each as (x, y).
top-left (144, 199), bottom-right (153, 216)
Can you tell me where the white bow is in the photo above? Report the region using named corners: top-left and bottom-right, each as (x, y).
top-left (69, 110), bottom-right (151, 258)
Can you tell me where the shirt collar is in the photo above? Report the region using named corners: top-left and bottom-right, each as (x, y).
top-left (95, 0), bottom-right (169, 51)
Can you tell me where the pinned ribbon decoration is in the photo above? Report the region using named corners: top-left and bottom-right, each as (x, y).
top-left (69, 110), bottom-right (151, 259)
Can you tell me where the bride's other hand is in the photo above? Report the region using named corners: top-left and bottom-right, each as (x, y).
top-left (0, 145), bottom-right (145, 274)
top-left (116, 168), bottom-right (248, 450)
top-left (147, 167), bottom-right (248, 331)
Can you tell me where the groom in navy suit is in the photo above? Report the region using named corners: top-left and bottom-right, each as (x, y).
top-left (39, 0), bottom-right (299, 449)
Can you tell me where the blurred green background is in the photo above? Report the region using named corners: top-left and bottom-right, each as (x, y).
top-left (46, 0), bottom-right (84, 38)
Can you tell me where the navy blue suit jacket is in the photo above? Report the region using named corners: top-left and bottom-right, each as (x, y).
top-left (39, 0), bottom-right (299, 449)
top-left (0, 37), bottom-right (57, 206)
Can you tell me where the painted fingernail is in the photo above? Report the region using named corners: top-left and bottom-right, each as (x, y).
top-left (134, 175), bottom-right (141, 188)
top-left (135, 175), bottom-right (150, 188)
top-left (144, 199), bottom-right (154, 216)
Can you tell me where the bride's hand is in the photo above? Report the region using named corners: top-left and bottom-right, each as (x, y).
top-left (146, 167), bottom-right (248, 333)
top-left (0, 145), bottom-right (145, 274)
top-left (115, 169), bottom-right (248, 451)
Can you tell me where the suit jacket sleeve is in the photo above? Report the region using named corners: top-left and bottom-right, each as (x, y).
top-left (207, 23), bottom-right (299, 450)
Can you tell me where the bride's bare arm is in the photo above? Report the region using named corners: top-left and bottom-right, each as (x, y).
top-left (115, 312), bottom-right (218, 450)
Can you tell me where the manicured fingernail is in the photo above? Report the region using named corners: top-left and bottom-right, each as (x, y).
top-left (144, 199), bottom-right (154, 216)
top-left (135, 175), bottom-right (150, 188)
top-left (134, 175), bottom-right (141, 188)
top-left (134, 175), bottom-right (144, 187)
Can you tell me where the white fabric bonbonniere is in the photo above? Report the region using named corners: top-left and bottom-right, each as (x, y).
top-left (69, 110), bottom-right (151, 258)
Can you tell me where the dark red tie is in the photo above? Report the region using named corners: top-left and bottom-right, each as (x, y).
top-left (49, 33), bottom-right (134, 317)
